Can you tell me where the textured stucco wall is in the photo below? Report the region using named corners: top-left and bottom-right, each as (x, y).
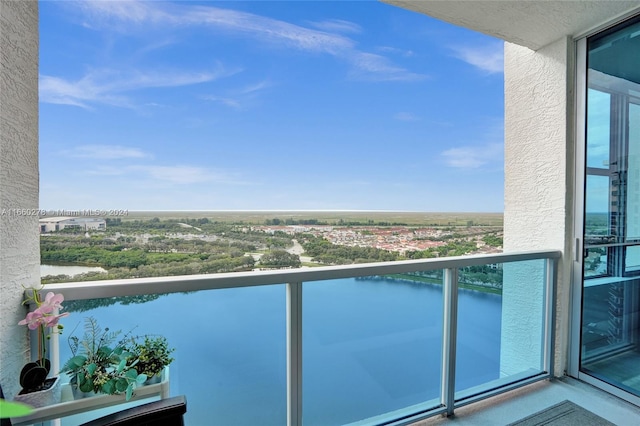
top-left (502, 37), bottom-right (574, 377)
top-left (384, 1), bottom-right (640, 51)
top-left (0, 0), bottom-right (40, 398)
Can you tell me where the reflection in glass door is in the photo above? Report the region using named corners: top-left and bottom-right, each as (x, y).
top-left (581, 16), bottom-right (640, 397)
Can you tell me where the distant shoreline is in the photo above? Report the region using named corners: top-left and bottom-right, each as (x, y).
top-left (105, 211), bottom-right (504, 227)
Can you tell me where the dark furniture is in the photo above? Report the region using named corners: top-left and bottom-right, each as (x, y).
top-left (79, 396), bottom-right (187, 426)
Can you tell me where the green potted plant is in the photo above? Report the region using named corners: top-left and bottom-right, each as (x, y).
top-left (126, 336), bottom-right (175, 384)
top-left (62, 317), bottom-right (147, 401)
top-left (15, 290), bottom-right (69, 407)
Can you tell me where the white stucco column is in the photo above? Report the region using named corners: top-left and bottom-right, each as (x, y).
top-left (502, 37), bottom-right (574, 377)
top-left (0, 0), bottom-right (40, 398)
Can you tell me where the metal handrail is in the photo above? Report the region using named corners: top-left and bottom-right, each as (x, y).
top-left (35, 249), bottom-right (561, 426)
top-left (41, 250), bottom-right (561, 301)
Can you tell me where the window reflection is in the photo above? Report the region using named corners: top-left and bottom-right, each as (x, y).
top-left (581, 15), bottom-right (640, 398)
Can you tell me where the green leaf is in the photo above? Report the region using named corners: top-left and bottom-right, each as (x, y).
top-left (102, 380), bottom-right (115, 395)
top-left (0, 399), bottom-right (33, 418)
top-left (125, 369), bottom-right (138, 380)
top-left (86, 363), bottom-right (97, 376)
top-left (97, 346), bottom-right (112, 358)
top-left (125, 385), bottom-right (133, 401)
top-left (79, 379), bottom-right (94, 393)
top-left (136, 374), bottom-right (148, 384)
top-left (117, 359), bottom-right (126, 373)
top-left (116, 378), bottom-right (128, 393)
top-left (66, 355), bottom-right (87, 369)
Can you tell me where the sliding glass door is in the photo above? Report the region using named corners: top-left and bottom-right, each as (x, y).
top-left (579, 15), bottom-right (640, 399)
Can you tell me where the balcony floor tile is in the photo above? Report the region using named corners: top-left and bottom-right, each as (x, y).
top-left (411, 377), bottom-right (640, 425)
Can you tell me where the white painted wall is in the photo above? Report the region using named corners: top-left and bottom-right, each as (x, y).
top-left (502, 37), bottom-right (575, 377)
top-left (0, 0), bottom-right (40, 398)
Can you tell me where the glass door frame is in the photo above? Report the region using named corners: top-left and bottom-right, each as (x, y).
top-left (571, 14), bottom-right (640, 407)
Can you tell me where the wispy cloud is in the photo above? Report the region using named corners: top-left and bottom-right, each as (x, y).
top-left (76, 0), bottom-right (171, 28)
top-left (188, 6), bottom-right (354, 55)
top-left (441, 142), bottom-right (503, 169)
top-left (83, 163), bottom-right (240, 185)
top-left (308, 19), bottom-right (362, 34)
top-left (40, 66), bottom-right (235, 109)
top-left (394, 112), bottom-right (420, 122)
top-left (202, 80), bottom-right (273, 110)
top-left (64, 145), bottom-right (150, 160)
top-left (349, 52), bottom-right (426, 82)
top-left (449, 41), bottom-right (503, 74)
top-left (83, 165), bottom-right (129, 176)
top-left (377, 46), bottom-right (414, 58)
top-left (61, 143), bottom-right (237, 184)
top-left (130, 165), bottom-right (232, 184)
top-left (68, 0), bottom-right (426, 83)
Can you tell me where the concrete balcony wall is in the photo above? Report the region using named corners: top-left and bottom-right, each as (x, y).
top-left (0, 0), bottom-right (40, 398)
top-left (503, 37), bottom-right (575, 377)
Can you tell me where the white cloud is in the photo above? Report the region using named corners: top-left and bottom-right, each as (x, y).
top-left (449, 41), bottom-right (504, 74)
top-left (377, 46), bottom-right (414, 57)
top-left (76, 0), bottom-right (172, 27)
top-left (348, 52), bottom-right (427, 82)
top-left (189, 6), bottom-right (354, 55)
top-left (65, 145), bottom-right (150, 160)
top-left (308, 19), bottom-right (362, 34)
top-left (83, 165), bottom-right (129, 176)
top-left (76, 1), bottom-right (354, 54)
top-left (40, 66), bottom-right (235, 109)
top-left (202, 79), bottom-right (273, 110)
top-left (240, 80), bottom-right (272, 95)
top-left (60, 143), bottom-right (242, 184)
top-left (441, 142), bottom-right (503, 169)
top-left (129, 165), bottom-right (234, 185)
top-left (68, 0), bottom-right (426, 83)
top-left (77, 162), bottom-right (240, 185)
top-left (202, 96), bottom-right (242, 109)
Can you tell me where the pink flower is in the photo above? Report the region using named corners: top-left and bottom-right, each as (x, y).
top-left (18, 311), bottom-right (45, 330)
top-left (42, 312), bottom-right (70, 328)
top-left (18, 290), bottom-right (70, 379)
top-left (18, 291), bottom-right (69, 330)
top-left (38, 292), bottom-right (65, 314)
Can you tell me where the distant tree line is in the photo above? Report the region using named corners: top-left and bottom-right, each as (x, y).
top-left (482, 233), bottom-right (503, 247)
top-left (259, 250), bottom-right (301, 268)
top-left (42, 218), bottom-right (501, 284)
top-left (297, 234), bottom-right (399, 264)
top-left (263, 218), bottom-right (411, 227)
top-left (404, 239), bottom-right (479, 259)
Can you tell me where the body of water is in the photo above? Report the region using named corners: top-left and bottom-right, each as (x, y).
top-left (41, 264), bottom-right (107, 278)
top-left (57, 277), bottom-right (502, 426)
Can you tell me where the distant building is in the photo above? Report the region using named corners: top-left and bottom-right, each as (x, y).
top-left (39, 217), bottom-right (106, 233)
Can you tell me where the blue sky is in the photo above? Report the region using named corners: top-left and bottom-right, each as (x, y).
top-left (39, 0), bottom-right (504, 212)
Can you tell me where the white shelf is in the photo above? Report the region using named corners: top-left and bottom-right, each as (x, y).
top-left (12, 368), bottom-right (170, 426)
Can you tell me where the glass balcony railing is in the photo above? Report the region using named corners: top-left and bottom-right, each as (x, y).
top-left (30, 250), bottom-right (559, 426)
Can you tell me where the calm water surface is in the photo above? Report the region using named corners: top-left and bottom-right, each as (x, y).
top-left (41, 264), bottom-right (107, 277)
top-left (57, 278), bottom-right (501, 426)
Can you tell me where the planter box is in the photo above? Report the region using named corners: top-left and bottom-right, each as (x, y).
top-left (11, 368), bottom-right (169, 426)
top-left (13, 376), bottom-right (61, 408)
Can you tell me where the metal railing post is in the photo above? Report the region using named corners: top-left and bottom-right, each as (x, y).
top-left (441, 268), bottom-right (459, 417)
top-left (542, 257), bottom-right (557, 377)
top-left (287, 282), bottom-right (303, 426)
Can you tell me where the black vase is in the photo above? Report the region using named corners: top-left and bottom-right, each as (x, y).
top-left (19, 359), bottom-right (51, 392)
